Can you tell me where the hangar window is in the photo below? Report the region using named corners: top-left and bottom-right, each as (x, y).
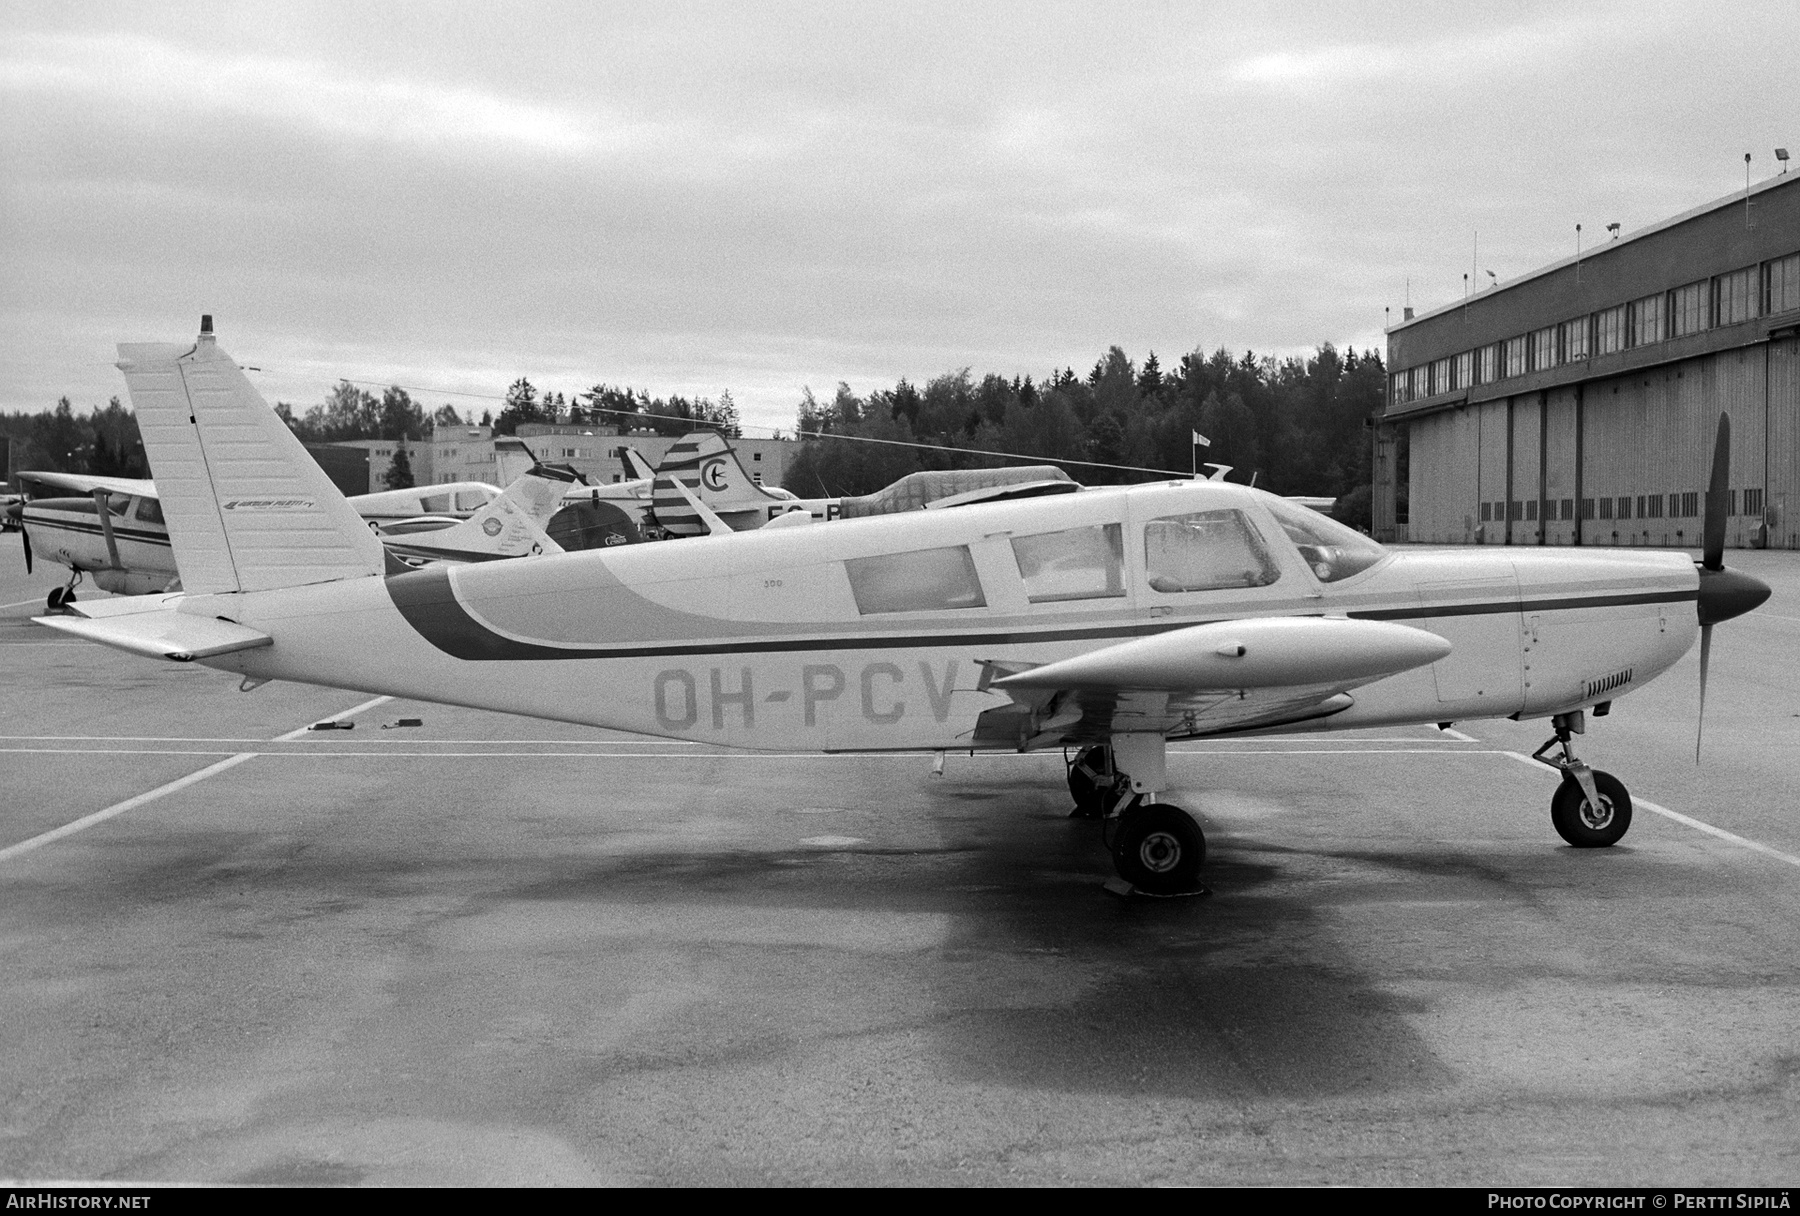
top-left (1744, 488), bottom-right (1765, 517)
top-left (1580, 498), bottom-right (1595, 520)
top-left (1012, 523), bottom-right (1125, 602)
top-left (1595, 305), bottom-right (1626, 355)
top-left (1679, 491), bottom-right (1699, 517)
top-left (1561, 318), bottom-right (1589, 362)
top-left (1145, 509), bottom-right (1281, 592)
top-left (1616, 496), bottom-right (1631, 520)
top-left (1529, 327), bottom-right (1557, 372)
top-left (1715, 267), bottom-right (1758, 326)
top-left (1454, 351), bottom-right (1473, 389)
top-left (1525, 501), bottom-right (1538, 521)
top-left (1598, 498), bottom-right (1614, 520)
top-left (1560, 499), bottom-right (1574, 521)
top-left (1644, 495), bottom-right (1663, 519)
top-left (1481, 502), bottom-right (1493, 522)
top-left (1432, 357), bottom-right (1452, 393)
top-left (1768, 253), bottom-right (1800, 315)
top-left (845, 545), bottom-right (986, 614)
top-left (1476, 344), bottom-right (1498, 385)
top-left (1628, 294), bottom-right (1663, 346)
top-left (1671, 281), bottom-right (1708, 337)
top-left (1503, 337), bottom-right (1527, 379)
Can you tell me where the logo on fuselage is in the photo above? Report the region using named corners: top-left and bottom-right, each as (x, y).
top-left (482, 518), bottom-right (503, 536)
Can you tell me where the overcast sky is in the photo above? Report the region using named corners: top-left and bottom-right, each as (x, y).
top-left (3, 1), bottom-right (1796, 434)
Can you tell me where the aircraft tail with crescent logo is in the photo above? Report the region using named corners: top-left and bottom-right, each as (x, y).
top-left (648, 430), bottom-right (792, 536)
top-left (115, 316), bottom-right (385, 594)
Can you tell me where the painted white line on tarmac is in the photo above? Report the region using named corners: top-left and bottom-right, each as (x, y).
top-left (0, 696), bottom-right (392, 864)
top-left (1, 745), bottom-right (1511, 760)
top-left (0, 735), bottom-right (701, 745)
top-left (0, 754), bottom-right (256, 863)
top-left (1500, 750), bottom-right (1800, 870)
top-left (1438, 727), bottom-right (1480, 743)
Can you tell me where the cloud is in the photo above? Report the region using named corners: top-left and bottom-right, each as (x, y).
top-left (0, 32), bottom-right (626, 158)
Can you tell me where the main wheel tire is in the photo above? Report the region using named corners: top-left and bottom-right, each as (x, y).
top-left (1066, 746), bottom-right (1114, 819)
top-left (1551, 770), bottom-right (1632, 848)
top-left (1111, 804), bottom-right (1206, 894)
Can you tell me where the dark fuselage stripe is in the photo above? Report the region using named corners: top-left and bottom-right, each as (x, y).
top-left (23, 518), bottom-right (172, 547)
top-left (384, 567), bottom-right (1698, 662)
top-left (1349, 589), bottom-right (1695, 621)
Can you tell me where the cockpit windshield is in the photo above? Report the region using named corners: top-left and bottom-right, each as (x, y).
top-left (1261, 497), bottom-right (1389, 583)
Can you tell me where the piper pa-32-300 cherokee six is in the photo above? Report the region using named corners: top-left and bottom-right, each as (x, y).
top-left (38, 321), bottom-right (1771, 895)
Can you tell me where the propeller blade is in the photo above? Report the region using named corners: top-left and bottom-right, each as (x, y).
top-left (20, 523), bottom-right (30, 575)
top-left (1696, 622), bottom-right (1712, 764)
top-left (1702, 413), bottom-right (1730, 572)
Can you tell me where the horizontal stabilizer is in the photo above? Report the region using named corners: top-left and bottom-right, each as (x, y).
top-left (35, 608), bottom-right (272, 662)
top-left (993, 616), bottom-right (1451, 692)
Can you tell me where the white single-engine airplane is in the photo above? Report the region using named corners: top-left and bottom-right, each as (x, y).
top-left (38, 322), bottom-right (1772, 894)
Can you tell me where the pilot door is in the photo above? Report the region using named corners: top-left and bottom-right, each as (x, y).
top-left (1406, 561), bottom-right (1526, 715)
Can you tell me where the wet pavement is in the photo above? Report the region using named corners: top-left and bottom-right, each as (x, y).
top-left (2, 534), bottom-right (1797, 1185)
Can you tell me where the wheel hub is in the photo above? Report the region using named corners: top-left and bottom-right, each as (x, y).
top-left (1137, 830), bottom-right (1183, 873)
top-left (1578, 796), bottom-right (1614, 831)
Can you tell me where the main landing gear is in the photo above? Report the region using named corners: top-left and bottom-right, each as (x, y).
top-left (1065, 736), bottom-right (1206, 896)
top-left (1532, 710), bottom-right (1633, 848)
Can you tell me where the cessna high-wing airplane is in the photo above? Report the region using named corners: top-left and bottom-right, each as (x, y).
top-left (38, 322), bottom-right (1772, 895)
top-left (7, 461), bottom-right (573, 609)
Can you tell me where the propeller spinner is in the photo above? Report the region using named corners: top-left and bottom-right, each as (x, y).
top-left (1692, 414), bottom-right (1772, 761)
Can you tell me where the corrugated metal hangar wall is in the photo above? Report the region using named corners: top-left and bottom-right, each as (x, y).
top-left (1380, 173), bottom-right (1800, 549)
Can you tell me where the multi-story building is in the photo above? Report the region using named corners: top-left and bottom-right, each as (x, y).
top-left (1377, 170), bottom-right (1800, 549)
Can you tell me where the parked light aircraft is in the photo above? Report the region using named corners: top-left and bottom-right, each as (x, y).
top-left (7, 461), bottom-right (569, 610)
top-left (39, 323), bottom-right (1772, 894)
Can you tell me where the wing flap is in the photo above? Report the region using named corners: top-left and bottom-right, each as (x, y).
top-left (35, 608), bottom-right (272, 662)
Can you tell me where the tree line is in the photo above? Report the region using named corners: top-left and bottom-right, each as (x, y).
top-left (4, 344), bottom-right (1383, 525)
top-left (785, 344), bottom-right (1385, 527)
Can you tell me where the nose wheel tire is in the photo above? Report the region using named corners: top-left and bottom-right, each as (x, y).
top-left (1550, 770), bottom-right (1632, 848)
top-left (46, 586), bottom-right (76, 612)
top-left (1110, 803), bottom-right (1206, 894)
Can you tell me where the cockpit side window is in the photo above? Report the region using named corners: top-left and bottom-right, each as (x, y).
top-left (134, 497), bottom-right (165, 525)
top-left (845, 545), bottom-right (987, 614)
top-left (1260, 498), bottom-right (1389, 583)
top-left (1011, 523), bottom-right (1125, 603)
top-left (1144, 509), bottom-right (1280, 593)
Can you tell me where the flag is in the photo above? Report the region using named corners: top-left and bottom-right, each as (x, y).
top-left (1192, 430), bottom-right (1211, 448)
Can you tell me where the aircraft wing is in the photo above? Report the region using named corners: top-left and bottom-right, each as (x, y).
top-left (19, 471), bottom-right (157, 499)
top-left (972, 616), bottom-right (1450, 748)
top-left (34, 596), bottom-right (271, 662)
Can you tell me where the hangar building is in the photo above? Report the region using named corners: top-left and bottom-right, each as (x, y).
top-left (1375, 171), bottom-right (1800, 549)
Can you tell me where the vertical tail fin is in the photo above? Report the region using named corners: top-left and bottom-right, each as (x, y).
top-left (649, 430), bottom-right (782, 536)
top-left (116, 319), bottom-right (384, 594)
top-left (382, 462), bottom-right (581, 560)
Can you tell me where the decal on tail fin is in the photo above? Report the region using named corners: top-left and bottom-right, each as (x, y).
top-left (649, 430), bottom-right (785, 536)
top-left (116, 318), bottom-right (384, 594)
top-left (379, 462), bottom-right (582, 562)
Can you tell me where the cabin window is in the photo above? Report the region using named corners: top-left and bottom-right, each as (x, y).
top-left (419, 493), bottom-right (451, 513)
top-left (845, 546), bottom-right (986, 614)
top-left (1144, 510), bottom-right (1280, 593)
top-left (1261, 497), bottom-right (1389, 583)
top-left (1011, 523), bottom-right (1125, 603)
top-left (134, 498), bottom-right (164, 525)
top-left (455, 489), bottom-right (491, 511)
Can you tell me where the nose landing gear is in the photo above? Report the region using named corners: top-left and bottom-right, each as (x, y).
top-left (1532, 711), bottom-right (1634, 848)
top-left (45, 571), bottom-right (83, 614)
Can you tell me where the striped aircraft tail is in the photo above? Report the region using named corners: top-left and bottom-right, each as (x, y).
top-left (648, 430), bottom-right (785, 536)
